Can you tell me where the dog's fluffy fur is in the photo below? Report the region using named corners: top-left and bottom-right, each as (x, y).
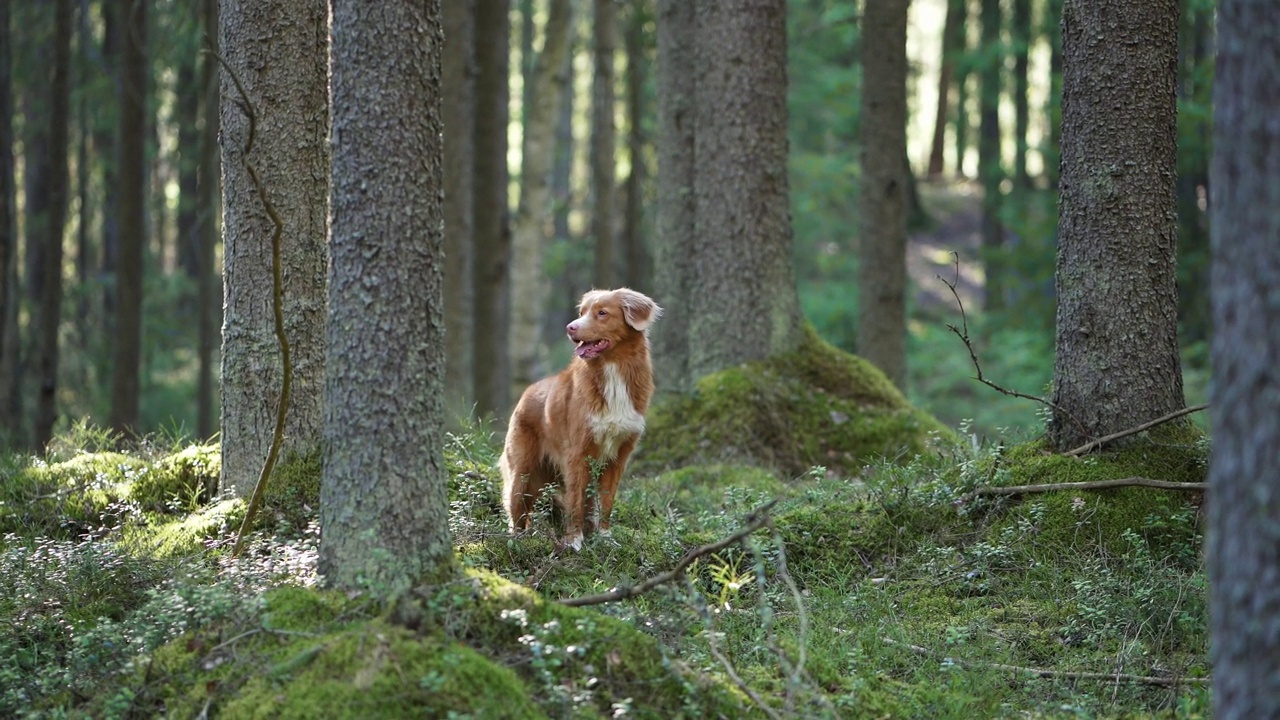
top-left (500, 288), bottom-right (662, 551)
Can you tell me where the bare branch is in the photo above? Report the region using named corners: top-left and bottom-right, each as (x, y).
top-left (967, 476), bottom-right (1205, 500)
top-left (1064, 403), bottom-right (1209, 457)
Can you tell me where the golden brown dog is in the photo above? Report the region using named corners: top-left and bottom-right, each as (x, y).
top-left (500, 288), bottom-right (662, 551)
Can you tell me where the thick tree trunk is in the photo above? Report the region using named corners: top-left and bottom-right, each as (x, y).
top-left (689, 0), bottom-right (803, 381)
top-left (590, 0), bottom-right (616, 287)
top-left (109, 0), bottom-right (146, 436)
top-left (34, 0), bottom-right (72, 451)
top-left (621, 2), bottom-right (648, 292)
top-left (196, 0), bottom-right (219, 441)
top-left (1207, 2), bottom-right (1280, 716)
top-left (471, 0), bottom-right (511, 419)
top-left (443, 0), bottom-right (476, 421)
top-left (978, 0), bottom-right (1004, 312)
top-left (219, 0), bottom-right (329, 494)
top-left (857, 0), bottom-right (909, 391)
top-left (0, 0), bottom-right (17, 444)
top-left (322, 0), bottom-right (454, 591)
top-left (928, 0), bottom-right (965, 178)
top-left (652, 0), bottom-right (694, 395)
top-left (510, 0), bottom-right (575, 400)
top-left (1049, 0), bottom-right (1183, 449)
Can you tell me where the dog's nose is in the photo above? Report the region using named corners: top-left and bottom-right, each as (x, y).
top-left (566, 321), bottom-right (579, 338)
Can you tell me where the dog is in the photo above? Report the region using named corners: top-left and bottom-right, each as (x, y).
top-left (500, 288), bottom-right (662, 551)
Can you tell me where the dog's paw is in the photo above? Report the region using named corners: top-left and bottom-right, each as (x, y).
top-left (562, 532), bottom-right (585, 553)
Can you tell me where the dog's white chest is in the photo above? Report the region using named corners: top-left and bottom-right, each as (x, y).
top-left (590, 364), bottom-right (646, 461)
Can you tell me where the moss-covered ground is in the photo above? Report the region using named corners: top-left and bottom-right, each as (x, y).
top-left (0, 389), bottom-right (1211, 718)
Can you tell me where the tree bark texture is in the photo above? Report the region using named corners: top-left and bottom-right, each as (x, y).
top-left (622, 2), bottom-right (648, 292)
top-left (109, 0), bottom-right (146, 436)
top-left (0, 0), bottom-right (16, 443)
top-left (219, 0), bottom-right (328, 494)
top-left (652, 0), bottom-right (693, 394)
top-left (197, 0), bottom-right (219, 440)
top-left (978, 0), bottom-right (1004, 312)
top-left (471, 0), bottom-right (511, 419)
top-left (35, 0), bottom-right (72, 451)
top-left (690, 0), bottom-right (803, 381)
top-left (442, 0), bottom-right (475, 421)
top-left (1050, 0), bottom-right (1184, 450)
top-left (509, 0), bottom-right (574, 401)
top-left (857, 0), bottom-right (909, 391)
top-left (590, 0), bottom-right (616, 287)
top-left (321, 0), bottom-right (454, 591)
top-left (1207, 1), bottom-right (1280, 716)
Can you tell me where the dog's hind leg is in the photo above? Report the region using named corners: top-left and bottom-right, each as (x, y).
top-left (501, 439), bottom-right (544, 533)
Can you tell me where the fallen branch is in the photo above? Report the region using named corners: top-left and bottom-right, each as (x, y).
top-left (560, 499), bottom-right (778, 607)
top-left (966, 476), bottom-right (1206, 500)
top-left (882, 637), bottom-right (1208, 687)
top-left (1064, 404), bottom-right (1209, 457)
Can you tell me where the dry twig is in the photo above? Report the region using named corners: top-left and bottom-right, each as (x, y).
top-left (965, 476), bottom-right (1206, 500)
top-left (1064, 403), bottom-right (1209, 456)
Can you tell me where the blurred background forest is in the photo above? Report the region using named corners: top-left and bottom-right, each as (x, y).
top-left (0, 0), bottom-right (1216, 449)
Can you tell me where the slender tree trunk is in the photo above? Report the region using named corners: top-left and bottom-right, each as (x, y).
top-left (621, 1), bottom-right (648, 292)
top-left (1045, 0), bottom-right (1063, 189)
top-left (510, 0), bottom-right (574, 400)
top-left (551, 42), bottom-right (574, 245)
top-left (75, 0), bottom-right (91, 336)
top-left (109, 0), bottom-right (146, 436)
top-left (98, 0), bottom-right (119, 325)
top-left (652, 0), bottom-right (692, 394)
top-left (471, 0), bottom-right (511, 419)
top-left (1049, 0), bottom-right (1183, 449)
top-left (590, 0), bottom-right (616, 287)
top-left (175, 52), bottom-right (200, 280)
top-left (443, 0), bottom-right (476, 421)
top-left (1011, 0), bottom-right (1031, 189)
top-left (0, 0), bottom-right (19, 444)
top-left (23, 92), bottom-right (51, 305)
top-left (1208, 4), bottom-right (1280, 715)
top-left (952, 0), bottom-right (971, 177)
top-left (219, 0), bottom-right (329, 494)
top-left (689, 0), bottom-right (803, 381)
top-left (196, 0), bottom-right (219, 440)
top-left (928, 0), bottom-right (964, 178)
top-left (34, 0), bottom-right (73, 450)
top-left (978, 0), bottom-right (1004, 312)
top-left (323, 0), bottom-right (454, 592)
top-left (857, 0), bottom-right (909, 391)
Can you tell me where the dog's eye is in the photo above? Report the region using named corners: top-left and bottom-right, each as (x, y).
top-left (596, 309), bottom-right (608, 317)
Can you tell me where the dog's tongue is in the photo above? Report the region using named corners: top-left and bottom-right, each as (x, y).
top-left (575, 342), bottom-right (590, 358)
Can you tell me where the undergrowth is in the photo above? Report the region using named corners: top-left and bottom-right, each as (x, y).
top-left (0, 419), bottom-right (1211, 718)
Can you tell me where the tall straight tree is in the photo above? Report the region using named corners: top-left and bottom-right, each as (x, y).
top-left (109, 0), bottom-right (146, 435)
top-left (471, 0), bottom-right (511, 419)
top-left (196, 0), bottom-right (218, 440)
top-left (1207, 1), bottom-right (1280, 715)
top-left (0, 0), bottom-right (15, 442)
top-left (34, 0), bottom-right (72, 450)
top-left (322, 0), bottom-right (453, 591)
top-left (858, 0), bottom-right (909, 391)
top-left (219, 0), bottom-right (328, 495)
top-left (509, 0), bottom-right (574, 401)
top-left (689, 0), bottom-right (803, 381)
top-left (1011, 0), bottom-right (1031, 189)
top-left (927, 0), bottom-right (965, 178)
top-left (621, 0), bottom-right (649, 291)
top-left (443, 0), bottom-right (476, 420)
top-left (1050, 0), bottom-right (1183, 449)
top-left (977, 0), bottom-right (1004, 311)
top-left (652, 0), bottom-right (694, 394)
top-left (590, 0), bottom-right (617, 287)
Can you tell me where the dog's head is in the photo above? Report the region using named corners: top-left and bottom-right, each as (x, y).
top-left (566, 288), bottom-right (663, 360)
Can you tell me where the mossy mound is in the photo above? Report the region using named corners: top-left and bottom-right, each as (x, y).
top-left (121, 498), bottom-right (245, 557)
top-left (637, 327), bottom-right (951, 477)
top-left (129, 443), bottom-right (221, 511)
top-left (0, 452), bottom-right (146, 538)
top-left (137, 571), bottom-right (748, 719)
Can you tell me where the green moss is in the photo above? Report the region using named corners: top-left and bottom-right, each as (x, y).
top-left (638, 326), bottom-right (951, 477)
top-left (121, 498), bottom-right (244, 557)
top-left (262, 450), bottom-right (323, 531)
top-left (0, 452), bottom-right (146, 537)
top-left (634, 464), bottom-right (787, 516)
top-left (129, 443), bottom-right (221, 512)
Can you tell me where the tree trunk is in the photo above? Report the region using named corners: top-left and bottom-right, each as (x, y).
top-left (196, 0), bottom-right (219, 441)
top-left (322, 0), bottom-right (454, 592)
top-left (551, 42), bottom-right (574, 246)
top-left (75, 0), bottom-right (91, 337)
top-left (857, 0), bottom-right (909, 391)
top-left (928, 0), bottom-right (965, 178)
top-left (23, 90), bottom-right (51, 305)
top-left (471, 0), bottom-right (511, 419)
top-left (98, 0), bottom-right (119, 325)
top-left (652, 0), bottom-right (693, 395)
top-left (952, 0), bottom-right (971, 177)
top-left (1049, 0), bottom-right (1183, 450)
top-left (34, 0), bottom-right (72, 450)
top-left (443, 0), bottom-right (476, 421)
top-left (689, 0), bottom-right (803, 381)
top-left (1011, 0), bottom-right (1031, 190)
top-left (175, 50), bottom-right (200, 280)
top-left (509, 0), bottom-right (575, 400)
top-left (1208, 5), bottom-right (1280, 715)
top-left (1174, 5), bottom-right (1213, 346)
top-left (219, 0), bottom-right (329, 494)
top-left (978, 0), bottom-right (1004, 312)
top-left (590, 0), bottom-right (616, 287)
top-left (109, 0), bottom-right (146, 436)
top-left (621, 1), bottom-right (648, 292)
top-left (0, 0), bottom-right (20, 444)
top-left (1044, 0), bottom-right (1062, 189)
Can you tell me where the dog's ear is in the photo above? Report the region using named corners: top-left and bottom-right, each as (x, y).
top-left (618, 289), bottom-right (663, 332)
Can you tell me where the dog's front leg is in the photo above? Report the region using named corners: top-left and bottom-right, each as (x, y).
top-left (558, 459), bottom-right (593, 552)
top-left (591, 439), bottom-right (637, 536)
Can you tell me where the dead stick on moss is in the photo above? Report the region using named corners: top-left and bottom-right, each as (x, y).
top-left (966, 476), bottom-right (1206, 499)
top-left (560, 500), bottom-right (778, 607)
top-left (937, 255), bottom-right (1091, 441)
top-left (1064, 404), bottom-right (1209, 457)
top-left (881, 637), bottom-right (1208, 687)
top-left (211, 48), bottom-right (294, 559)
